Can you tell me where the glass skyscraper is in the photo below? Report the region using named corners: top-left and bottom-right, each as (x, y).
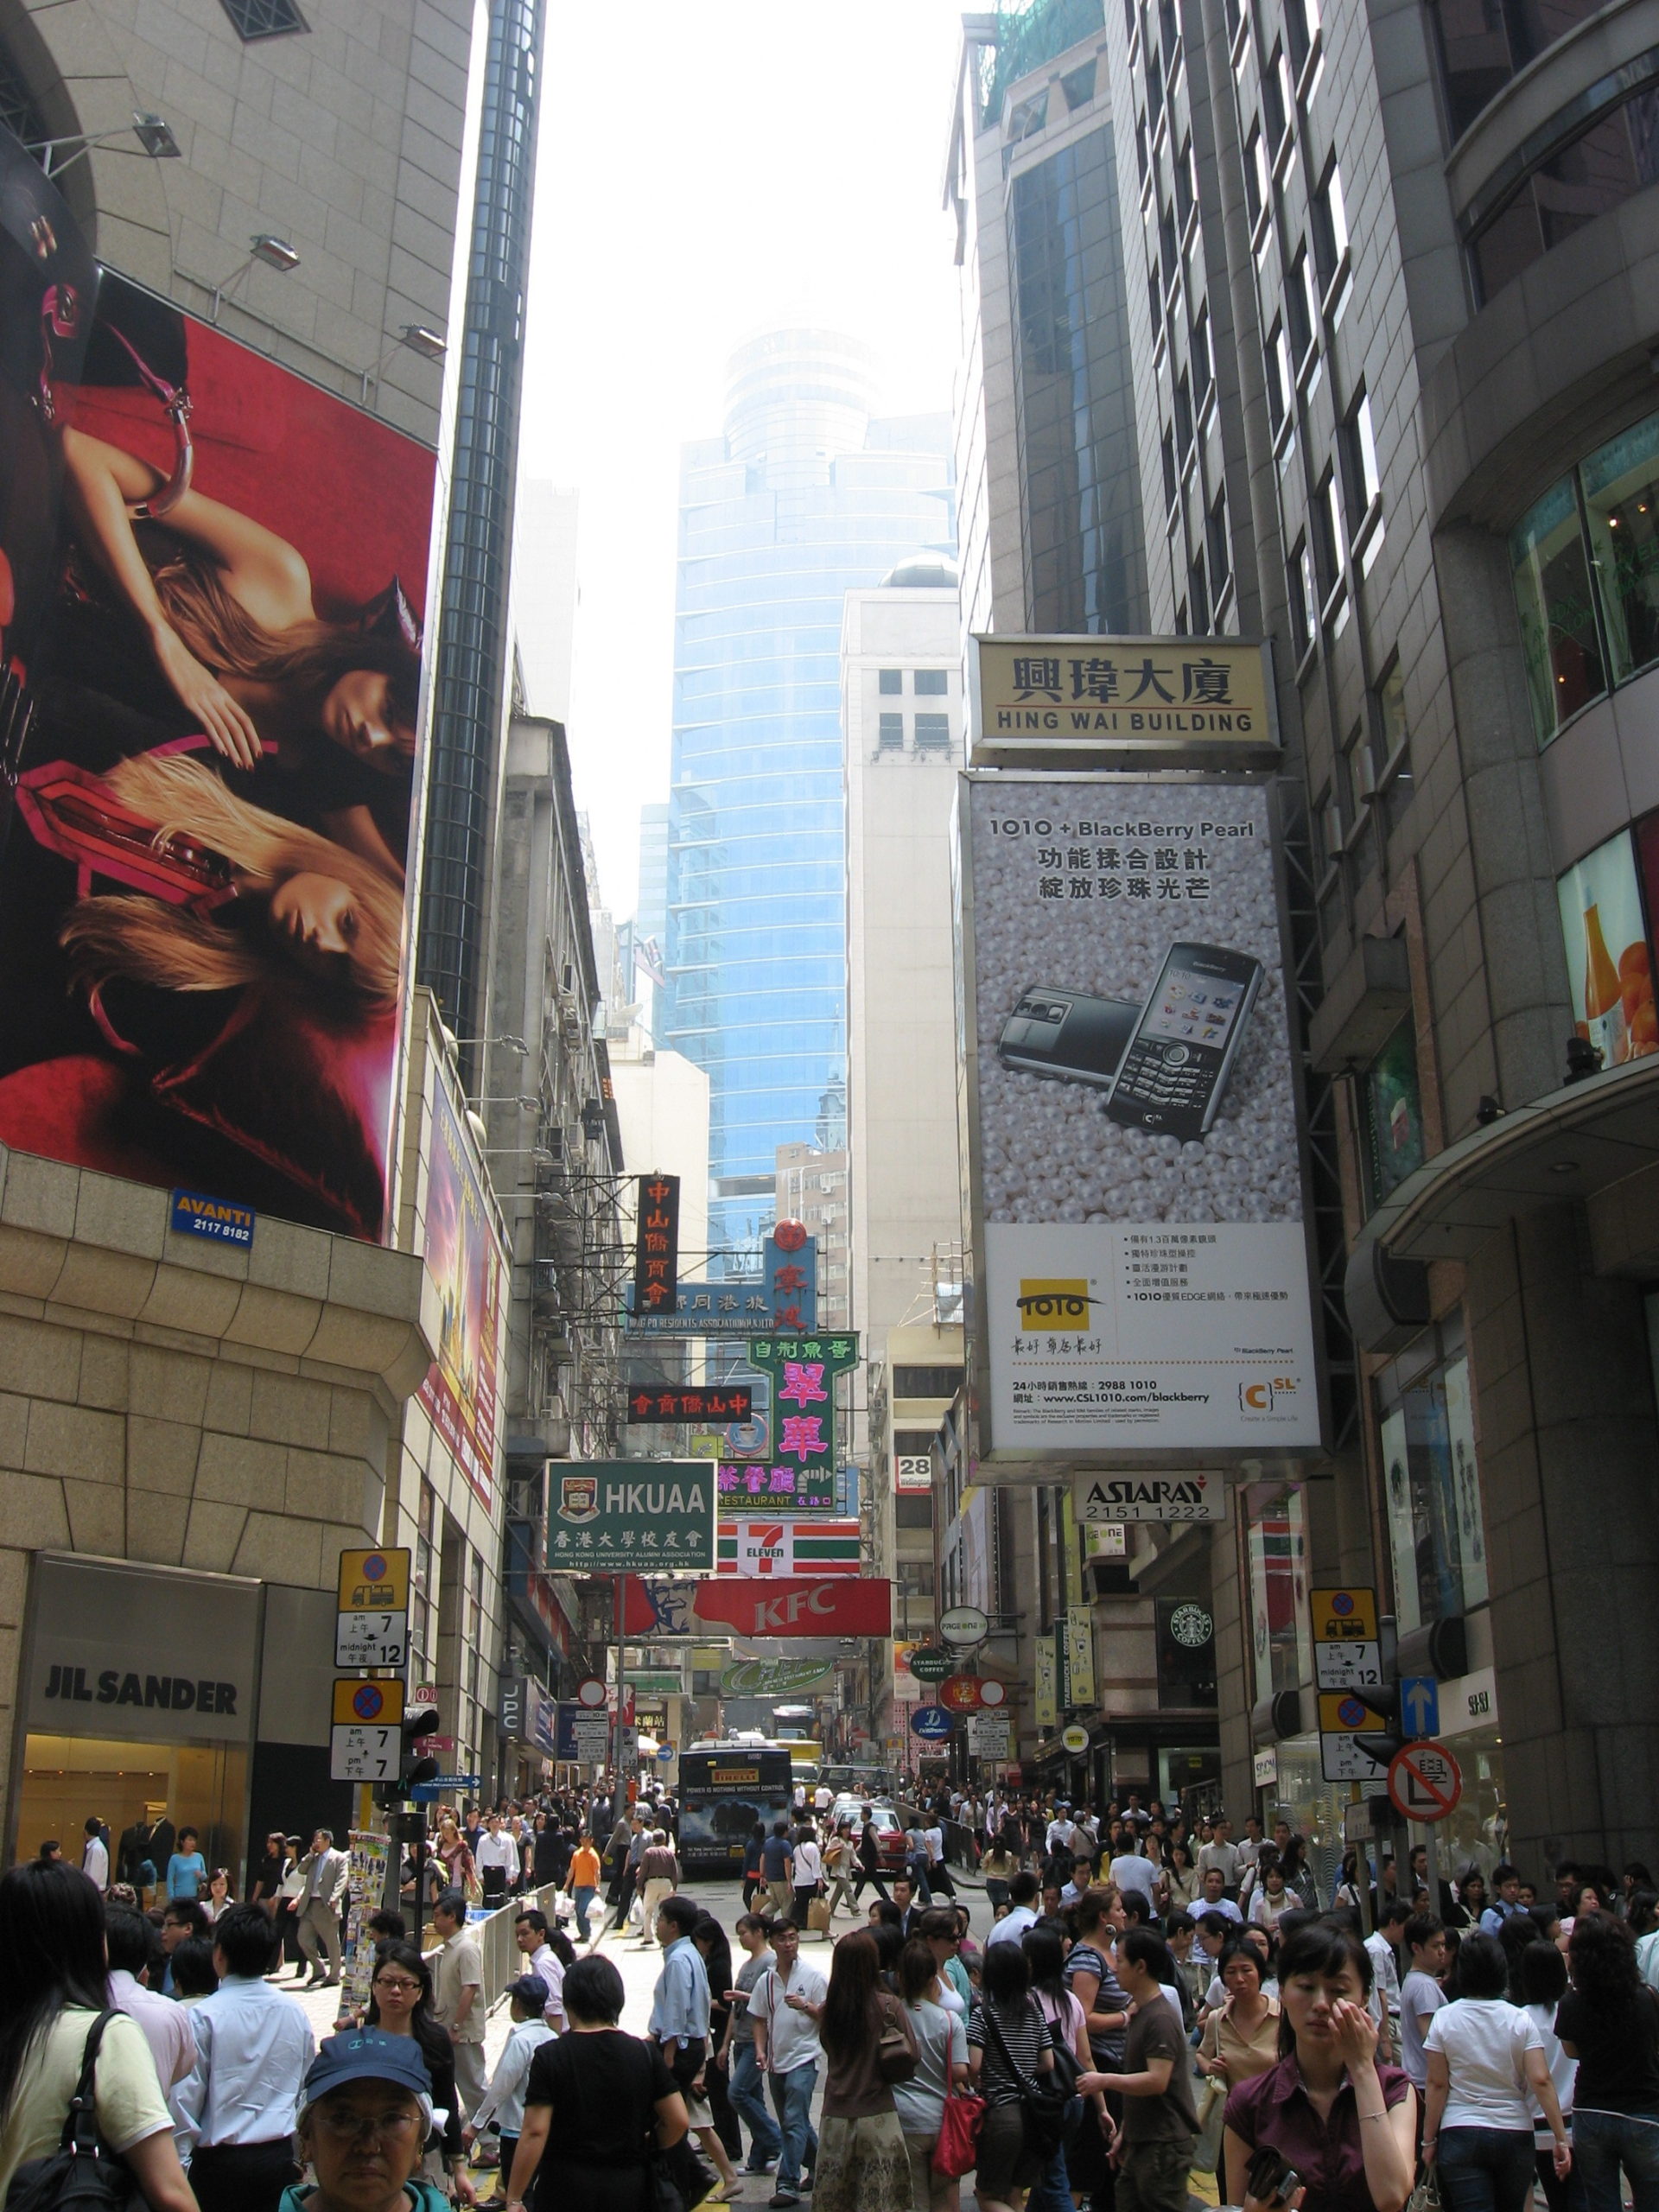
top-left (664, 330), bottom-right (955, 1263)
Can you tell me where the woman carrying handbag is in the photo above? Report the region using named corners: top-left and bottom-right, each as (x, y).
top-left (892, 1937), bottom-right (973, 2210)
top-left (968, 1940), bottom-right (1060, 2212)
top-left (808, 1930), bottom-right (919, 2212)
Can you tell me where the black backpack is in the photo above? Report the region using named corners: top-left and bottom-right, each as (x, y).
top-left (6, 2012), bottom-right (145, 2212)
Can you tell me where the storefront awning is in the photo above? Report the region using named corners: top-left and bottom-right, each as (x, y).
top-left (1346, 1055), bottom-right (1659, 1350)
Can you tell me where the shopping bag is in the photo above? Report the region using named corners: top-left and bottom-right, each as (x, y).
top-left (933, 2092), bottom-right (987, 2178)
top-left (807, 1895), bottom-right (832, 1933)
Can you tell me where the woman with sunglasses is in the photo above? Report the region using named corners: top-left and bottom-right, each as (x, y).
top-left (365, 1940), bottom-right (475, 2205)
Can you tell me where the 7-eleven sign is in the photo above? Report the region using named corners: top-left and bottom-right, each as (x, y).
top-left (718, 1520), bottom-right (861, 1576)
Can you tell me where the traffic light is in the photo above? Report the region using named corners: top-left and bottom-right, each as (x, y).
top-left (378, 1700), bottom-right (441, 1808)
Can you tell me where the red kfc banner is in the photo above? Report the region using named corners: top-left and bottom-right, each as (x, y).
top-left (620, 1573), bottom-right (891, 1638)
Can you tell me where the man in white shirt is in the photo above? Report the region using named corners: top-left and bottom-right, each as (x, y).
top-left (170, 1904), bottom-right (315, 2212)
top-left (81, 1815), bottom-right (109, 1892)
top-left (987, 1870), bottom-right (1043, 1947)
top-left (1111, 1846), bottom-right (1160, 1910)
top-left (474, 1813), bottom-right (519, 1907)
top-left (1195, 1867), bottom-right (1243, 1923)
top-left (1365, 1899), bottom-right (1410, 2047)
top-left (751, 1920), bottom-right (828, 2207)
top-left (512, 1910), bottom-right (566, 2029)
top-left (105, 1905), bottom-right (196, 2092)
top-left (1198, 1815), bottom-right (1242, 1897)
top-left (1046, 1805), bottom-right (1080, 1855)
top-left (813, 1781), bottom-right (834, 1818)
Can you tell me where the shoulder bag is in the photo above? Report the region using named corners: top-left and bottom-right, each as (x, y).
top-left (876, 1998), bottom-right (918, 2083)
top-left (5, 2012), bottom-right (143, 2212)
top-left (981, 1997), bottom-right (1072, 2156)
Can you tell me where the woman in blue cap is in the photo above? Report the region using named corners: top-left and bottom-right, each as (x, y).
top-left (281, 2031), bottom-right (448, 2212)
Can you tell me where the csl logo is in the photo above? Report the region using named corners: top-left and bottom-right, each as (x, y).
top-left (1017, 1279), bottom-right (1094, 1330)
top-left (1239, 1376), bottom-right (1298, 1411)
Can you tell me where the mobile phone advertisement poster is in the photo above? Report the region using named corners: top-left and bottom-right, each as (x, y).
top-left (959, 777), bottom-right (1320, 1452)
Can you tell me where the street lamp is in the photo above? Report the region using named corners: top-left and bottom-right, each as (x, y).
top-left (26, 111), bottom-right (181, 181)
top-left (208, 234), bottom-right (300, 323)
top-left (359, 322), bottom-right (448, 401)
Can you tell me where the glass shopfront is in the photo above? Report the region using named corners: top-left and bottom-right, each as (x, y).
top-left (1377, 1319), bottom-right (1490, 1636)
top-left (12, 1554), bottom-right (261, 1887)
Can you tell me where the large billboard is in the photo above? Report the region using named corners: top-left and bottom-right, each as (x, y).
top-left (957, 775), bottom-right (1320, 1455)
top-left (419, 1081), bottom-right (505, 1510)
top-left (0, 206), bottom-right (433, 1240)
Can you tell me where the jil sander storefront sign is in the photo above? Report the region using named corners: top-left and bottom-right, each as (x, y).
top-left (25, 1555), bottom-right (260, 1745)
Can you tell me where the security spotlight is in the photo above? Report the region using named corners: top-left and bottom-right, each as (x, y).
top-left (132, 113), bottom-right (181, 160)
top-left (402, 323), bottom-right (448, 361)
top-left (250, 234), bottom-right (301, 272)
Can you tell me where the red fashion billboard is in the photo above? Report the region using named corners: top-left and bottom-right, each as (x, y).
top-left (419, 1081), bottom-right (504, 1510)
top-left (0, 200), bottom-right (434, 1240)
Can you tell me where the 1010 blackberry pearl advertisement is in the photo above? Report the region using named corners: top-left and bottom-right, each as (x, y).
top-left (957, 776), bottom-right (1321, 1453)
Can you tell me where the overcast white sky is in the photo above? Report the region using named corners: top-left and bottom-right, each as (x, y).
top-left (515, 1), bottom-right (970, 918)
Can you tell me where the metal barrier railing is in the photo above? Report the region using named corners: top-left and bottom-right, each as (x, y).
top-left (423, 1882), bottom-right (564, 2014)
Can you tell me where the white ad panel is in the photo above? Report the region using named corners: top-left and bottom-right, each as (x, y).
top-left (963, 777), bottom-right (1319, 1453)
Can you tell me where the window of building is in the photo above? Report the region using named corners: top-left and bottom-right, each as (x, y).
top-left (1338, 391), bottom-right (1382, 543)
top-left (1287, 245), bottom-right (1317, 366)
top-left (898, 1560), bottom-right (937, 1599)
top-left (878, 669), bottom-right (903, 694)
top-left (877, 713), bottom-right (905, 754)
top-left (1468, 80), bottom-right (1659, 305)
top-left (1288, 536), bottom-right (1316, 658)
top-left (1137, 111), bottom-right (1151, 183)
top-left (1510, 474), bottom-right (1605, 741)
top-left (1360, 1014), bottom-right (1426, 1210)
top-left (218, 0), bottom-right (308, 35)
top-left (1007, 91), bottom-right (1049, 142)
top-left (1147, 45), bottom-right (1165, 130)
top-left (914, 667), bottom-right (948, 694)
top-left (1162, 426), bottom-right (1179, 509)
top-left (914, 712), bottom-right (952, 751)
top-left (1208, 490), bottom-right (1231, 596)
top-left (1378, 1325), bottom-right (1490, 1635)
top-left (1244, 126), bottom-right (1269, 228)
top-left (1262, 43), bottom-right (1289, 145)
top-left (1374, 658), bottom-right (1414, 829)
top-left (1062, 58), bottom-right (1099, 109)
top-left (466, 1548), bottom-right (484, 1712)
top-left (895, 1496), bottom-right (934, 1529)
top-left (1245, 1481), bottom-right (1311, 1698)
top-left (1312, 159), bottom-right (1350, 297)
top-left (1313, 468), bottom-right (1342, 594)
top-left (1264, 320), bottom-right (1291, 432)
top-left (1190, 553), bottom-right (1210, 631)
top-left (1427, 0), bottom-right (1615, 143)
top-left (1580, 411), bottom-right (1659, 687)
top-left (893, 1365), bottom-right (963, 1397)
top-left (1160, 198), bottom-right (1179, 293)
top-left (1192, 306), bottom-right (1212, 407)
top-left (1174, 367), bottom-right (1193, 455)
top-left (1175, 137), bottom-right (1196, 226)
top-left (412, 1480), bottom-right (438, 1679)
top-left (1286, 0), bottom-right (1319, 72)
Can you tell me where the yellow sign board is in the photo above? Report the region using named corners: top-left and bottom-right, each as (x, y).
top-left (1308, 1586), bottom-right (1379, 1641)
top-left (331, 1677), bottom-right (406, 1727)
top-left (337, 1547), bottom-right (410, 1613)
top-left (1317, 1691), bottom-right (1389, 1733)
top-left (970, 633), bottom-right (1278, 770)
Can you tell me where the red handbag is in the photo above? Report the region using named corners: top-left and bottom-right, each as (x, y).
top-left (932, 2091), bottom-right (987, 2178)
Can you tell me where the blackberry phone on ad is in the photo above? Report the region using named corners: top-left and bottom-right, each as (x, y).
top-left (1105, 942), bottom-right (1262, 1139)
top-left (999, 988), bottom-right (1141, 1087)
top-left (957, 775), bottom-right (1321, 1456)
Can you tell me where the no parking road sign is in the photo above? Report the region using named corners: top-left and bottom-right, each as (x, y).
top-left (1388, 1739), bottom-right (1463, 1823)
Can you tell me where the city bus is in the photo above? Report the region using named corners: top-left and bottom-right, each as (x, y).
top-left (678, 1739), bottom-right (794, 1878)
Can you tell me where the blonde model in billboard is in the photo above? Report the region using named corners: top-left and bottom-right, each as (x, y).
top-left (58, 424), bottom-right (418, 884)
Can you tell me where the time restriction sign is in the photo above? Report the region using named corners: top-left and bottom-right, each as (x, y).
top-left (1387, 1739), bottom-right (1464, 1824)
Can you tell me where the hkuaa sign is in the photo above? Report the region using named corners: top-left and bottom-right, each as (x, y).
top-left (1073, 1473), bottom-right (1226, 1523)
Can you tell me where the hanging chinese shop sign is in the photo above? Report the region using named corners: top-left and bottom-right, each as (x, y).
top-left (742, 1333), bottom-right (861, 1502)
top-left (624, 1225), bottom-right (818, 1336)
top-left (633, 1173), bottom-right (679, 1315)
top-left (716, 1459), bottom-right (837, 1511)
top-left (626, 1384), bottom-right (753, 1424)
top-left (969, 633), bottom-right (1280, 772)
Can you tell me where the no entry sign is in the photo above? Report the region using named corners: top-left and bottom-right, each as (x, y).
top-left (1388, 1739), bottom-right (1463, 1823)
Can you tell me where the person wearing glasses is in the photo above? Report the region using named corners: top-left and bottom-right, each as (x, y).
top-left (363, 1939), bottom-right (475, 2204)
top-left (281, 2030), bottom-right (450, 2212)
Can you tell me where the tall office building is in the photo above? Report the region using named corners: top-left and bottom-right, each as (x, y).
top-left (664, 330), bottom-right (956, 1263)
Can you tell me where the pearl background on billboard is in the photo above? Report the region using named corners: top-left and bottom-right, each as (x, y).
top-left (961, 777), bottom-right (1319, 1451)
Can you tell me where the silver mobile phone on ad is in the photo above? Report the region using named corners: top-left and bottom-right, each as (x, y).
top-left (1103, 941), bottom-right (1263, 1139)
top-left (998, 988), bottom-right (1141, 1089)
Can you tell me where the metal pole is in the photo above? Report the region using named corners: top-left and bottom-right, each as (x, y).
top-left (613, 1573), bottom-right (626, 1802)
